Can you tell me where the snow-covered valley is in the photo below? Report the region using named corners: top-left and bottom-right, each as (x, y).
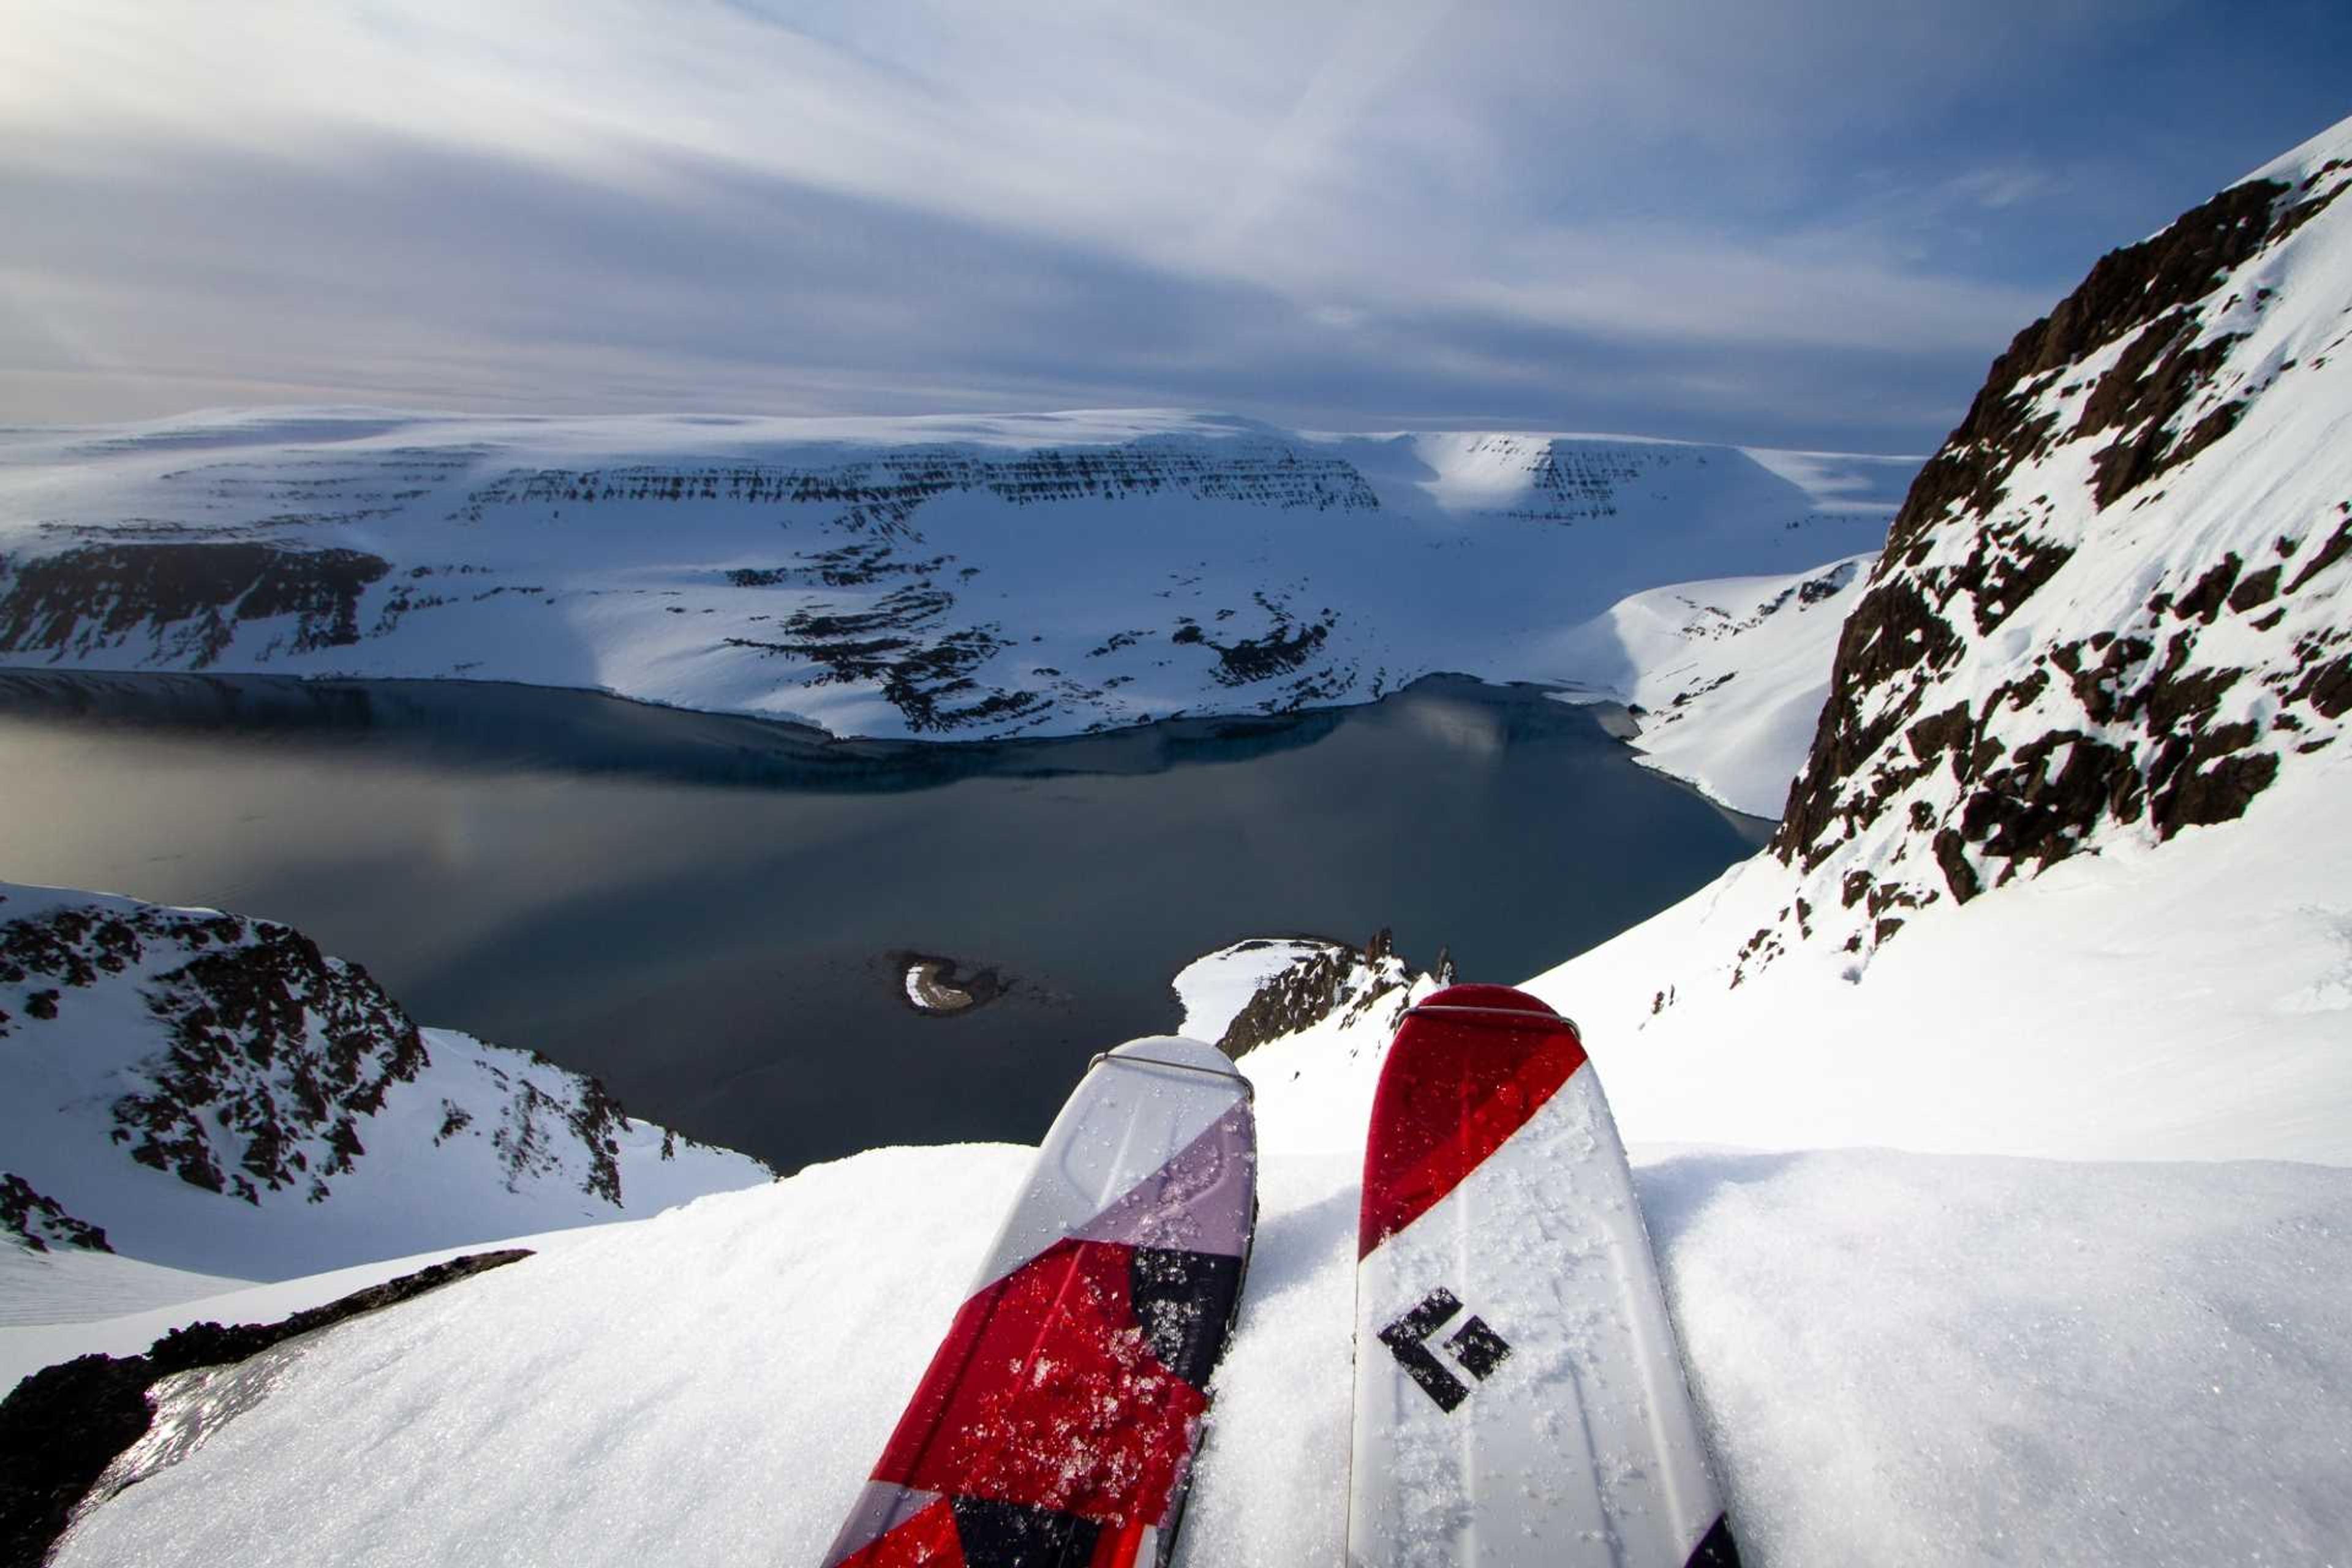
top-left (7, 103), bottom-right (2352, 1568)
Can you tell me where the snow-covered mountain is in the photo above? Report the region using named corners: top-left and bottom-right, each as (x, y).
top-left (0, 412), bottom-right (1907, 738)
top-left (1529, 115), bottom-right (2352, 1161)
top-left (0, 881), bottom-right (770, 1281)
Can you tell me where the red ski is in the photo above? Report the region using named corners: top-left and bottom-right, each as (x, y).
top-left (1349, 984), bottom-right (1736, 1566)
top-left (822, 1036), bottom-right (1256, 1568)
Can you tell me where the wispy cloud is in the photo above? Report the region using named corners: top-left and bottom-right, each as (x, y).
top-left (1, 0), bottom-right (2345, 447)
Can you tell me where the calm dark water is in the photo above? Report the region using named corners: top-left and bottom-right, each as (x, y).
top-left (0, 671), bottom-right (1765, 1171)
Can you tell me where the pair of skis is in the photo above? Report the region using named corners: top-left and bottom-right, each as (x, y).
top-left (820, 987), bottom-right (1735, 1566)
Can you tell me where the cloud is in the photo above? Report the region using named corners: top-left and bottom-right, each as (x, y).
top-left (1, 0), bottom-right (2345, 447)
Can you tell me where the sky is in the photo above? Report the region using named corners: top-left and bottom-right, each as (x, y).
top-left (1, 1), bottom-right (2347, 452)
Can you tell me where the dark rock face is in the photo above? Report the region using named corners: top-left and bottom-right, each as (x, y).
top-left (1874, 173), bottom-right (2341, 571)
top-left (0, 544), bottom-right (390, 666)
top-left (1756, 141), bottom-right (2352, 967)
top-left (0, 1175), bottom-right (110, 1254)
top-left (1498, 443), bottom-right (1654, 522)
top-left (0, 1248), bottom-right (529, 1568)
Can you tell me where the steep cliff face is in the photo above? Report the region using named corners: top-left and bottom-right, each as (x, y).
top-left (446, 444), bottom-right (1380, 531)
top-left (1759, 118), bottom-right (2352, 968)
top-left (0, 881), bottom-right (769, 1278)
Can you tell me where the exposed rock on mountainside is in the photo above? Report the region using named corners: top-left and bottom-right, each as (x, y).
top-left (0, 881), bottom-right (771, 1278)
top-left (0, 1176), bottom-right (110, 1254)
top-left (1518, 120), bottom-right (2352, 1167)
top-left (448, 446), bottom-right (1381, 530)
top-left (1207, 930), bottom-right (1451, 1057)
top-left (1756, 124), bottom-right (2352, 968)
top-left (0, 545), bottom-right (390, 668)
top-left (6, 898), bottom-right (426, 1205)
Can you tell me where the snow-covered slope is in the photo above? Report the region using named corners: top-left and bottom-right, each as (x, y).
top-left (1540, 554), bottom-right (1874, 815)
top-left (28, 968), bottom-right (2352, 1567)
top-left (0, 881), bottom-right (771, 1281)
top-left (1525, 114), bottom-right (2352, 1159)
top-left (0, 412), bottom-right (1902, 738)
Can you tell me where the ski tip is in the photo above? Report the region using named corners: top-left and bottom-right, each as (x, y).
top-left (1091, 1035), bottom-right (1253, 1093)
top-left (1406, 983), bottom-right (1580, 1038)
top-left (1360, 985), bottom-right (1589, 1259)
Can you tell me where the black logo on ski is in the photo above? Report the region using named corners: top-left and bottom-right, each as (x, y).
top-left (1379, 1287), bottom-right (1512, 1412)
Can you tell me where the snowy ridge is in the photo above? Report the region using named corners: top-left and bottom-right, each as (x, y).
top-left (1539, 554), bottom-right (1874, 816)
top-left (0, 410), bottom-right (1901, 739)
top-left (1523, 113), bottom-right (2352, 1163)
top-left (0, 881), bottom-right (770, 1281)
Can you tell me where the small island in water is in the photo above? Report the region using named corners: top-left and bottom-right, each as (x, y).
top-left (894, 952), bottom-right (1008, 1017)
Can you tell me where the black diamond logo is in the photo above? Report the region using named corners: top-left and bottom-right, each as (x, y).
top-left (1379, 1287), bottom-right (1513, 1412)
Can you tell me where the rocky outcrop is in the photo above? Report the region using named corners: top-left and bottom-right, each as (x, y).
top-left (723, 584), bottom-right (1042, 734)
top-left (1217, 929), bottom-right (1452, 1057)
top-left (0, 1175), bottom-right (110, 1254)
top-left (2, 894), bottom-right (427, 1205)
top-left (0, 883), bottom-right (721, 1224)
top-left (1751, 125), bottom-right (2352, 970)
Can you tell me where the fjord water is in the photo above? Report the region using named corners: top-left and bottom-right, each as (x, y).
top-left (0, 672), bottom-right (1763, 1171)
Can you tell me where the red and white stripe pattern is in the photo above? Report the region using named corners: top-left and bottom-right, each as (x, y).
top-left (1349, 986), bottom-right (1735, 1567)
top-left (823, 1037), bottom-right (1255, 1568)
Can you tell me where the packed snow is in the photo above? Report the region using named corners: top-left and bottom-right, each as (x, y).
top-left (0, 1248), bottom-right (249, 1333)
top-left (0, 1225), bottom-right (611, 1395)
top-left (1530, 754), bottom-right (2352, 1164)
top-left (36, 1036), bottom-right (2352, 1567)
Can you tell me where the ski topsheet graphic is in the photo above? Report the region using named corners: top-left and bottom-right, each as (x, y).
top-left (1349, 985), bottom-right (1736, 1567)
top-left (823, 1036), bottom-right (1256, 1568)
